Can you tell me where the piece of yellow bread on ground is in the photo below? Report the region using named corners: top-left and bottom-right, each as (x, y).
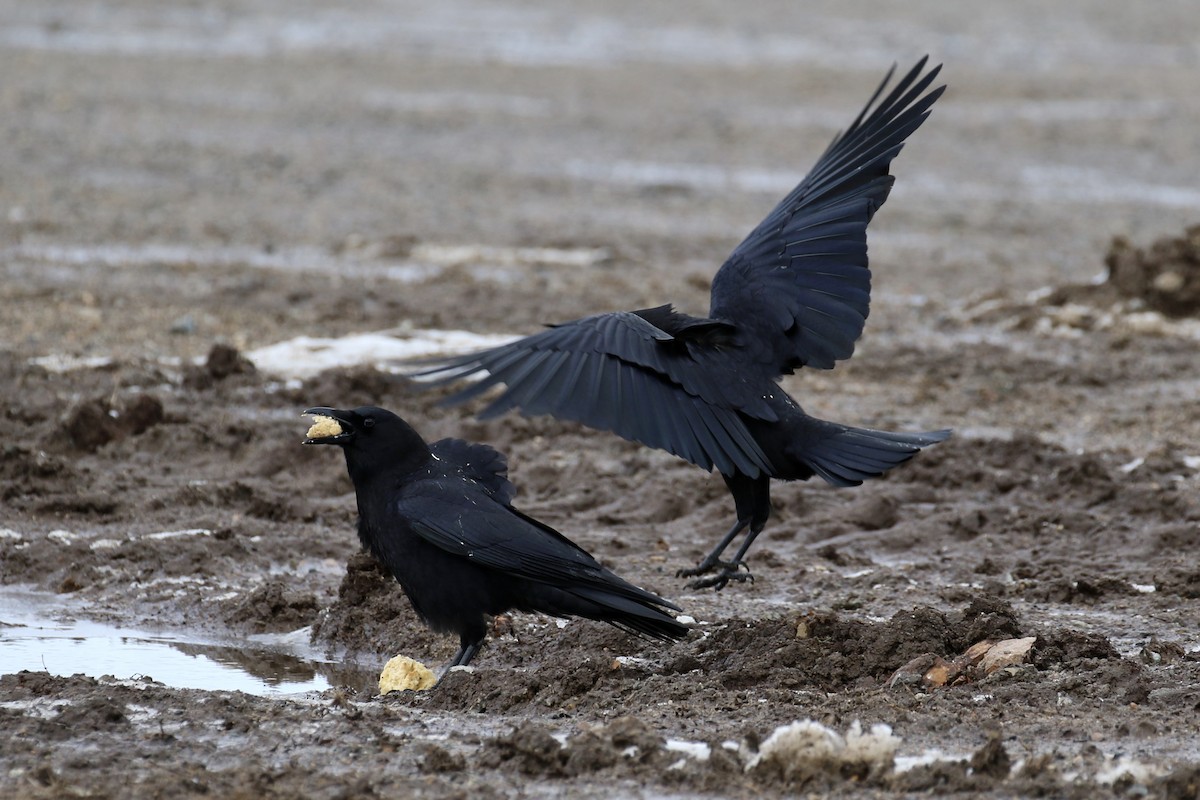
top-left (379, 655), bottom-right (437, 693)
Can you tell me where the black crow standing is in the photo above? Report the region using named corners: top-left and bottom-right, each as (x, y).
top-left (303, 406), bottom-right (687, 672)
top-left (414, 58), bottom-right (952, 590)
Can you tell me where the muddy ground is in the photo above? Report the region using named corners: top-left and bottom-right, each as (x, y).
top-left (3, 0), bottom-right (1200, 797)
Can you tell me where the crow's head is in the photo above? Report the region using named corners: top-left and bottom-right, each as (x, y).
top-left (303, 406), bottom-right (430, 478)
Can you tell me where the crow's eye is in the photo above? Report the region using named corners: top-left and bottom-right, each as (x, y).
top-left (362, 417), bottom-right (376, 429)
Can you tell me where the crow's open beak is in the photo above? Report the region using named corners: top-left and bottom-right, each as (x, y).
top-left (302, 407), bottom-right (356, 445)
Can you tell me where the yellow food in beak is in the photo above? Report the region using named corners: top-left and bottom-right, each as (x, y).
top-left (306, 415), bottom-right (344, 439)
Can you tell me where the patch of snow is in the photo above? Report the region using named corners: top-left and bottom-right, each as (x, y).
top-left (665, 739), bottom-right (711, 761)
top-left (247, 330), bottom-right (517, 381)
top-left (144, 529), bottom-right (212, 541)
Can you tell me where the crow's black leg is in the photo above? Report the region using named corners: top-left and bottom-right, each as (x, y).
top-left (436, 636), bottom-right (484, 686)
top-left (452, 639), bottom-right (482, 667)
top-left (676, 517), bottom-right (753, 587)
top-left (678, 472), bottom-right (771, 591)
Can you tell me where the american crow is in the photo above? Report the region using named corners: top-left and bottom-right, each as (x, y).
top-left (303, 406), bottom-right (688, 672)
top-left (415, 58), bottom-right (951, 590)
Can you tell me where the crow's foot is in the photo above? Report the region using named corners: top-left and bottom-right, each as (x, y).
top-left (686, 567), bottom-right (753, 591)
top-left (678, 559), bottom-right (753, 591)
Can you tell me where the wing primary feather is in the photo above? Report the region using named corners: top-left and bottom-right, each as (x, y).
top-left (481, 349), bottom-right (557, 416)
top-left (510, 350), bottom-right (571, 415)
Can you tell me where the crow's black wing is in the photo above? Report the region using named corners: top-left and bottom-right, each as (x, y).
top-left (709, 57), bottom-right (945, 373)
top-left (429, 437), bottom-right (515, 505)
top-left (413, 309), bottom-right (776, 477)
top-left (395, 484), bottom-right (675, 608)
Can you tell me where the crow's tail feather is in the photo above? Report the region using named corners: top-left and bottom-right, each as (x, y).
top-left (526, 583), bottom-right (689, 643)
top-left (802, 424), bottom-right (951, 487)
top-left (570, 585), bottom-right (690, 642)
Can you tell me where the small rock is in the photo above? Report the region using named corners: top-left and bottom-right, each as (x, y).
top-left (978, 637), bottom-right (1036, 674)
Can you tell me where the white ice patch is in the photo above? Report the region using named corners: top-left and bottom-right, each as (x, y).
top-left (1119, 457), bottom-right (1145, 474)
top-left (89, 539), bottom-right (125, 551)
top-left (28, 354), bottom-right (115, 373)
top-left (613, 656), bottom-right (653, 669)
top-left (6, 241), bottom-right (605, 285)
top-left (410, 243), bottom-right (608, 269)
top-left (665, 739), bottom-right (711, 761)
top-left (0, 699), bottom-right (73, 720)
top-left (1095, 756), bottom-right (1167, 787)
top-left (143, 528), bottom-right (212, 541)
top-left (893, 749), bottom-right (971, 773)
top-left (1021, 165), bottom-right (1200, 210)
top-left (246, 330), bottom-right (518, 381)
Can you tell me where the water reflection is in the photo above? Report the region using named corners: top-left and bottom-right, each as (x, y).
top-left (0, 593), bottom-right (377, 696)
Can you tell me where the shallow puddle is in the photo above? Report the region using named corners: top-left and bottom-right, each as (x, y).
top-left (0, 589), bottom-right (376, 697)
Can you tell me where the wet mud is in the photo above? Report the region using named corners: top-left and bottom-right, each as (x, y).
top-left (3, 0), bottom-right (1200, 797)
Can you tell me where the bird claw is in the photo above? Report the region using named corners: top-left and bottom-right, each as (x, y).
top-left (685, 568), bottom-right (754, 592)
top-left (677, 558), bottom-right (750, 578)
top-left (678, 558), bottom-right (754, 591)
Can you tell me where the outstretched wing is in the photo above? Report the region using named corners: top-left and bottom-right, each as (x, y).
top-left (413, 309), bottom-right (775, 477)
top-left (709, 57), bottom-right (945, 373)
top-left (396, 485), bottom-right (677, 610)
top-left (429, 437), bottom-right (516, 505)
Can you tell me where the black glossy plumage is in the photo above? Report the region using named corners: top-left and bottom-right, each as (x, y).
top-left (412, 59), bottom-right (951, 589)
top-left (303, 406), bottom-right (688, 671)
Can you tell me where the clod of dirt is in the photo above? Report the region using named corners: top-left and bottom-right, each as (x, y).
top-left (1031, 628), bottom-right (1120, 666)
top-left (954, 595), bottom-right (1023, 646)
top-left (1156, 567), bottom-right (1200, 600)
top-left (482, 716), bottom-right (667, 778)
top-left (183, 343), bottom-right (257, 389)
top-left (969, 734), bottom-right (1012, 781)
top-left (686, 598), bottom-right (1026, 693)
top-left (62, 393), bottom-right (165, 452)
top-left (1028, 224), bottom-right (1200, 328)
top-left (846, 494), bottom-right (900, 531)
top-left (224, 579), bottom-right (320, 633)
top-left (1139, 638), bottom-right (1187, 666)
top-left (291, 365), bottom-right (414, 412)
top-left (482, 722), bottom-right (568, 776)
top-left (311, 551), bottom-right (450, 661)
top-left (1105, 225), bottom-right (1200, 317)
top-left (891, 735), bottom-right (1012, 793)
top-left (64, 397), bottom-right (127, 451)
top-left (419, 743), bottom-right (466, 774)
top-left (746, 719), bottom-right (900, 787)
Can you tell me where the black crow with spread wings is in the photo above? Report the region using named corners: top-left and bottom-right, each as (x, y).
top-left (414, 59), bottom-right (951, 590)
top-left (303, 406), bottom-right (687, 673)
